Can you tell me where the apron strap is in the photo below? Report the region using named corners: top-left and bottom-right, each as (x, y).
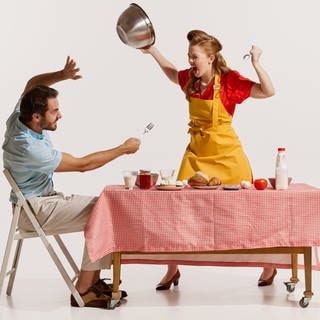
top-left (212, 74), bottom-right (221, 127)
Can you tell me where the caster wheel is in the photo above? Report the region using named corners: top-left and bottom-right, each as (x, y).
top-left (299, 297), bottom-right (309, 308)
top-left (284, 282), bottom-right (295, 293)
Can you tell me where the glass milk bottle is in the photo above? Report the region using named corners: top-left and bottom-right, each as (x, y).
top-left (275, 147), bottom-right (288, 190)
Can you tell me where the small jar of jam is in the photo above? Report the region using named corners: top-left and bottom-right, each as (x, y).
top-left (137, 170), bottom-right (152, 189)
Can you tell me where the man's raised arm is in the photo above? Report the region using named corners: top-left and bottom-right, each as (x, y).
top-left (22, 56), bottom-right (82, 96)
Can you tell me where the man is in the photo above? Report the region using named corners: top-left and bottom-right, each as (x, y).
top-left (2, 56), bottom-right (141, 308)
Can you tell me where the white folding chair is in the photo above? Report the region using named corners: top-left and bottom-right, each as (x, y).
top-left (0, 169), bottom-right (84, 307)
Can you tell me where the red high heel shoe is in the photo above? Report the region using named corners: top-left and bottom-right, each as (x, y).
top-left (156, 270), bottom-right (181, 290)
top-left (258, 269), bottom-right (277, 287)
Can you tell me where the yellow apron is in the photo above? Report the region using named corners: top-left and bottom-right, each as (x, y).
top-left (178, 74), bottom-right (252, 184)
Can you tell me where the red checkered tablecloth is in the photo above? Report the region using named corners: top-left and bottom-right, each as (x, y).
top-left (84, 184), bottom-right (320, 269)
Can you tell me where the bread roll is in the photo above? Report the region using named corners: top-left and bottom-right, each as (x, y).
top-left (208, 176), bottom-right (221, 186)
top-left (188, 171), bottom-right (209, 186)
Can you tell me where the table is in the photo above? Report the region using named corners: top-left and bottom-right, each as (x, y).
top-left (84, 184), bottom-right (320, 307)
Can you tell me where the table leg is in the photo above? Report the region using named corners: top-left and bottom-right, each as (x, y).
top-left (290, 253), bottom-right (299, 283)
top-left (112, 253), bottom-right (122, 301)
top-left (303, 247), bottom-right (313, 299)
top-left (298, 247), bottom-right (314, 308)
top-left (284, 253), bottom-right (300, 293)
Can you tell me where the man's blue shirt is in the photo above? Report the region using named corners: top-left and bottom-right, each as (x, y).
top-left (2, 99), bottom-right (62, 203)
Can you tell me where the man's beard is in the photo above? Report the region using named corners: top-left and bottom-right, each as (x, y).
top-left (40, 118), bottom-right (58, 131)
top-left (42, 123), bottom-right (57, 131)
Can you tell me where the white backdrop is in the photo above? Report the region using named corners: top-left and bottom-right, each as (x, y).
top-left (0, 0), bottom-right (320, 277)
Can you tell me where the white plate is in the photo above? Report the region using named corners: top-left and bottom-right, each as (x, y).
top-left (191, 185), bottom-right (220, 190)
top-left (156, 185), bottom-right (184, 191)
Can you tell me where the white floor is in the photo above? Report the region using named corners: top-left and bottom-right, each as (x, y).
top-left (1, 265), bottom-right (320, 320)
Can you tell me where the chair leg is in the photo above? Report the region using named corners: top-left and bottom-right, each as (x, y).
top-left (54, 235), bottom-right (80, 280)
top-left (0, 207), bottom-right (20, 296)
top-left (3, 170), bottom-right (85, 306)
top-left (0, 237), bottom-right (15, 296)
top-left (6, 239), bottom-right (23, 296)
top-left (39, 235), bottom-right (84, 307)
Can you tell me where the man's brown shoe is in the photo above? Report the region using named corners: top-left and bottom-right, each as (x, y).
top-left (95, 278), bottom-right (128, 299)
top-left (70, 285), bottom-right (112, 308)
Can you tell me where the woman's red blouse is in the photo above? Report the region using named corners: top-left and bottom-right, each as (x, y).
top-left (178, 68), bottom-right (254, 116)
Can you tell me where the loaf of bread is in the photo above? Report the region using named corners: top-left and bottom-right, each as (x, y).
top-left (208, 176), bottom-right (221, 186)
top-left (188, 171), bottom-right (209, 186)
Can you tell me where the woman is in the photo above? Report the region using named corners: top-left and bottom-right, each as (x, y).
top-left (141, 30), bottom-right (276, 290)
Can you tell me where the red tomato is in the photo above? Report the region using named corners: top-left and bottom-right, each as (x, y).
top-left (254, 178), bottom-right (268, 190)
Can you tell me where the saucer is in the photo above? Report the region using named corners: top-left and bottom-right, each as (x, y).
top-left (222, 185), bottom-right (241, 190)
